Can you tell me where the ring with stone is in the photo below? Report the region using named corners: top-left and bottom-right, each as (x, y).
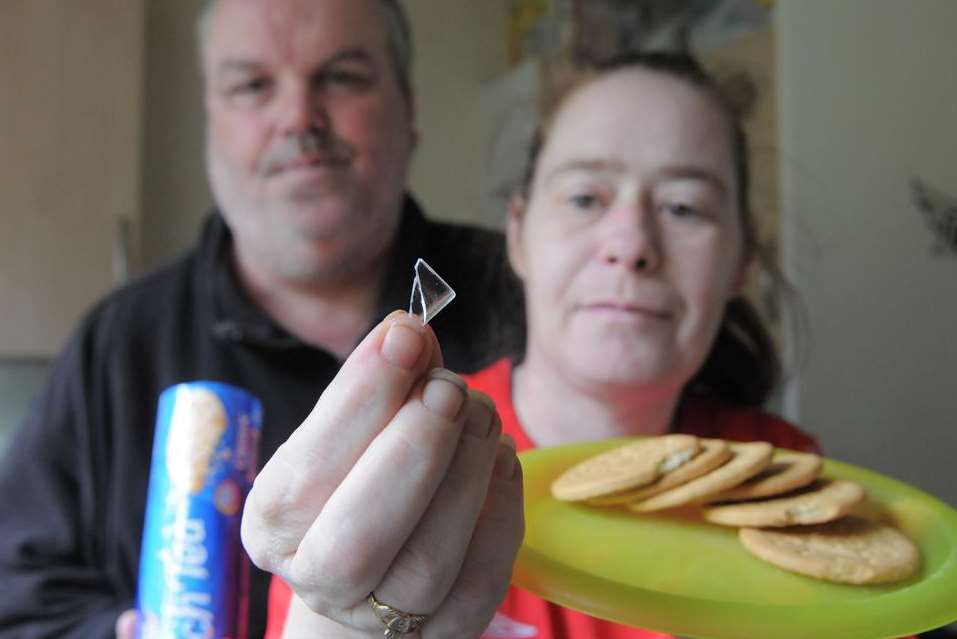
top-left (368, 592), bottom-right (429, 638)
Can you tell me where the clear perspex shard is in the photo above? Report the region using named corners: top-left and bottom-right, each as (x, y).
top-left (409, 258), bottom-right (456, 325)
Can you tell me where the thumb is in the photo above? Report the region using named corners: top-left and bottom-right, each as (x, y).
top-left (115, 609), bottom-right (138, 639)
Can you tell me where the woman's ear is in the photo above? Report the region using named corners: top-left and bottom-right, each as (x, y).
top-left (506, 194), bottom-right (528, 280)
top-left (732, 254), bottom-right (754, 296)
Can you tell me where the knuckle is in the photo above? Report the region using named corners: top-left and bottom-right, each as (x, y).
top-left (390, 541), bottom-right (457, 598)
top-left (390, 418), bottom-right (460, 470)
top-left (247, 449), bottom-right (304, 521)
top-left (442, 576), bottom-right (509, 637)
top-left (289, 531), bottom-right (379, 604)
top-left (240, 501), bottom-right (280, 571)
top-left (239, 526), bottom-right (271, 571)
top-left (295, 590), bottom-right (342, 620)
top-left (487, 411), bottom-right (503, 440)
top-left (240, 515), bottom-right (299, 574)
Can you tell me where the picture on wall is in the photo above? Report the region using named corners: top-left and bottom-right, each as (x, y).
top-left (507, 0), bottom-right (774, 66)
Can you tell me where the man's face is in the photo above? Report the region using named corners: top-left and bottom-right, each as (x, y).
top-left (202, 0), bottom-right (416, 283)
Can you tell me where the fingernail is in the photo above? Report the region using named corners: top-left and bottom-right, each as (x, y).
top-left (381, 321), bottom-right (425, 370)
top-left (494, 442), bottom-right (517, 479)
top-left (422, 369), bottom-right (467, 419)
top-left (463, 393), bottom-right (496, 439)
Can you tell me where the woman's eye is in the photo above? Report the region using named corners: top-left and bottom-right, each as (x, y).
top-left (663, 203), bottom-right (701, 218)
top-left (569, 193), bottom-right (600, 210)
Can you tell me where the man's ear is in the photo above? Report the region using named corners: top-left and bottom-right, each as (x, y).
top-left (405, 91), bottom-right (419, 152)
top-left (506, 194), bottom-right (528, 280)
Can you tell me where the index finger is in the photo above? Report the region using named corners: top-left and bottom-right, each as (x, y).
top-left (242, 310), bottom-right (443, 566)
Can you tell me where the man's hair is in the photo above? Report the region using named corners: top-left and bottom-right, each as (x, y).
top-left (196, 0), bottom-right (413, 97)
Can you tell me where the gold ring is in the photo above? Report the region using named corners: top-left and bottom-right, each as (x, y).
top-left (368, 592), bottom-right (429, 638)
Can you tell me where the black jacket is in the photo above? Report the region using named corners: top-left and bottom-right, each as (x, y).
top-left (0, 198), bottom-right (520, 638)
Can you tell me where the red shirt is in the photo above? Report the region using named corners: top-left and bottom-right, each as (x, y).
top-left (461, 358), bottom-right (821, 639)
top-left (265, 358), bottom-right (823, 639)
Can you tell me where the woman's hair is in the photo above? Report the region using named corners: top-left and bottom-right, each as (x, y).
top-left (515, 50), bottom-right (785, 407)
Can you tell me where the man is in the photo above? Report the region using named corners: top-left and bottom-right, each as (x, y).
top-left (0, 1), bottom-right (522, 637)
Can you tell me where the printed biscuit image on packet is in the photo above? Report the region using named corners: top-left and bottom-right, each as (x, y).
top-left (409, 258), bottom-right (455, 324)
top-left (165, 386), bottom-right (228, 494)
top-left (136, 382), bottom-right (263, 639)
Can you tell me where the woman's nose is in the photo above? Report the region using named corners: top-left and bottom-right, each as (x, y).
top-left (599, 204), bottom-right (661, 272)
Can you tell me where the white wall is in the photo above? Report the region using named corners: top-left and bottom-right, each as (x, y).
top-left (140, 0), bottom-right (508, 269)
top-left (778, 0), bottom-right (957, 506)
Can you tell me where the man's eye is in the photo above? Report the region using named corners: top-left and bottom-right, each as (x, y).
top-left (228, 77), bottom-right (271, 97)
top-left (317, 71), bottom-right (373, 91)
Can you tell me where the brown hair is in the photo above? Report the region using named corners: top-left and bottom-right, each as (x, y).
top-left (516, 51), bottom-right (784, 407)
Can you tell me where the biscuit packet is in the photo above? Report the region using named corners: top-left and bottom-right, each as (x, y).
top-left (136, 382), bottom-right (263, 639)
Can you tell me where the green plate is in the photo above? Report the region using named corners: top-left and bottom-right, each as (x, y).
top-left (515, 439), bottom-right (957, 639)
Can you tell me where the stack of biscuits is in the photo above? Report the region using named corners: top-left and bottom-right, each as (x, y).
top-left (550, 434), bottom-right (921, 585)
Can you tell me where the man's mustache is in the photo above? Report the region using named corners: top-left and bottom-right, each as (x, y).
top-left (260, 128), bottom-right (355, 176)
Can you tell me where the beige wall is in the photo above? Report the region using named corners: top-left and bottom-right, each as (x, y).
top-left (140, 0), bottom-right (509, 270)
top-left (140, 0), bottom-right (211, 269)
top-left (778, 0), bottom-right (957, 505)
top-left (0, 0), bottom-right (145, 356)
top-left (404, 1), bottom-right (509, 228)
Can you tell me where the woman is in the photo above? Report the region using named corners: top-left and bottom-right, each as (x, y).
top-left (462, 51), bottom-right (819, 638)
top-left (267, 51), bottom-right (821, 638)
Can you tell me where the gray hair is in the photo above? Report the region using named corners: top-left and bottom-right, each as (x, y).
top-left (196, 0), bottom-right (413, 97)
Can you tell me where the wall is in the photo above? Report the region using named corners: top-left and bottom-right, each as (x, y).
top-left (139, 0), bottom-right (509, 270)
top-left (702, 27), bottom-right (784, 352)
top-left (403, 1), bottom-right (509, 228)
top-left (140, 0), bottom-right (212, 269)
top-left (0, 0), bottom-right (145, 356)
top-left (778, 0), bottom-right (957, 506)
top-left (0, 359), bottom-right (50, 454)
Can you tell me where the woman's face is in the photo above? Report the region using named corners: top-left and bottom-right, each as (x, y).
top-left (508, 68), bottom-right (746, 394)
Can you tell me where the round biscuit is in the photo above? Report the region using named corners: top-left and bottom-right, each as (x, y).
top-left (588, 439), bottom-right (732, 506)
top-left (166, 386), bottom-right (228, 494)
top-left (738, 516), bottom-right (921, 585)
top-left (712, 450), bottom-right (822, 502)
top-left (628, 441), bottom-right (773, 512)
top-left (550, 434), bottom-right (700, 502)
top-left (702, 479), bottom-right (865, 527)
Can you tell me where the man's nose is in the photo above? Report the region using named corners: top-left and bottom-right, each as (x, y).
top-left (276, 84), bottom-right (329, 134)
top-left (599, 203), bottom-right (662, 272)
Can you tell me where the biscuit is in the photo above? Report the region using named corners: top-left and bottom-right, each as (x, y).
top-left (166, 386), bottom-right (228, 494)
top-left (702, 479), bottom-right (865, 527)
top-left (588, 439), bottom-right (732, 506)
top-left (550, 434), bottom-right (700, 502)
top-left (628, 441), bottom-right (774, 512)
top-left (739, 516), bottom-right (921, 584)
top-left (712, 450), bottom-right (823, 502)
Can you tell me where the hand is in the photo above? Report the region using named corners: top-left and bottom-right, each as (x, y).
top-left (242, 311), bottom-right (524, 638)
top-left (115, 610), bottom-right (136, 639)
